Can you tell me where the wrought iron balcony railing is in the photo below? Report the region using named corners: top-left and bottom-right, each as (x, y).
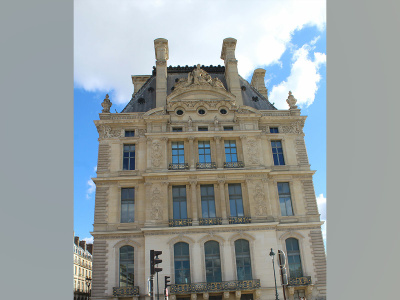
top-left (229, 216), bottom-right (251, 224)
top-left (287, 276), bottom-right (312, 286)
top-left (196, 162), bottom-right (217, 169)
top-left (224, 161), bottom-right (244, 168)
top-left (199, 217), bottom-right (222, 226)
top-left (169, 218), bottom-right (193, 227)
top-left (113, 286), bottom-right (139, 297)
top-left (168, 163), bottom-right (189, 170)
top-left (170, 279), bottom-right (260, 295)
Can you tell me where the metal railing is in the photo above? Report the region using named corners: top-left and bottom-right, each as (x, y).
top-left (170, 279), bottom-right (260, 295)
top-left (199, 217), bottom-right (222, 225)
top-left (112, 286), bottom-right (140, 297)
top-left (196, 162), bottom-right (217, 169)
top-left (228, 216), bottom-right (251, 224)
top-left (168, 163), bottom-right (189, 170)
top-left (223, 161), bottom-right (244, 168)
top-left (287, 276), bottom-right (312, 286)
top-left (169, 218), bottom-right (193, 227)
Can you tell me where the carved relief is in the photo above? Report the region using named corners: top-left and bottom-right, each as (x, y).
top-left (97, 124), bottom-right (123, 138)
top-left (286, 91), bottom-right (298, 109)
top-left (150, 185), bottom-right (163, 220)
top-left (137, 128), bottom-right (147, 137)
top-left (246, 139), bottom-right (260, 164)
top-left (281, 121), bottom-right (305, 134)
top-left (101, 94), bottom-right (112, 113)
top-left (253, 183), bottom-right (268, 216)
top-left (173, 64), bottom-right (226, 91)
top-left (151, 140), bottom-right (163, 168)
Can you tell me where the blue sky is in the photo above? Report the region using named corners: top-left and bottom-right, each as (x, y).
top-left (74, 0), bottom-right (326, 245)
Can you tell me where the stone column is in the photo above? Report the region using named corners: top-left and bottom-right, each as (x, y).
top-left (154, 38), bottom-right (169, 108)
top-left (235, 291), bottom-right (241, 300)
top-left (218, 179), bottom-right (228, 224)
top-left (188, 136), bottom-right (195, 169)
top-left (190, 180), bottom-right (199, 226)
top-left (223, 291), bottom-right (230, 299)
top-left (203, 292), bottom-right (209, 300)
top-left (214, 136), bottom-right (222, 168)
top-left (287, 286), bottom-right (295, 300)
top-left (191, 293), bottom-right (197, 300)
top-left (220, 38), bottom-right (243, 106)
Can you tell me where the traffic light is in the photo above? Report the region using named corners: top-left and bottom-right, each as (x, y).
top-left (164, 275), bottom-right (171, 290)
top-left (150, 250), bottom-right (163, 275)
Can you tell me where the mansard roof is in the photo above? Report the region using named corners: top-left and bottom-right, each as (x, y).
top-left (121, 65), bottom-right (276, 113)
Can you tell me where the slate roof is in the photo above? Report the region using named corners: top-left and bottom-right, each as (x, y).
top-left (121, 65), bottom-right (276, 113)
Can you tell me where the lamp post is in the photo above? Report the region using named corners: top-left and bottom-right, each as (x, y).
top-left (85, 277), bottom-right (92, 300)
top-left (269, 248), bottom-right (279, 300)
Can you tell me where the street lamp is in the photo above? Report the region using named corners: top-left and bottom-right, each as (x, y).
top-left (85, 277), bottom-right (92, 300)
top-left (269, 248), bottom-right (279, 300)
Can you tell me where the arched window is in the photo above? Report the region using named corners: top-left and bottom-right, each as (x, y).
top-left (234, 239), bottom-right (252, 280)
top-left (285, 238), bottom-right (303, 278)
top-left (204, 241), bottom-right (222, 282)
top-left (174, 242), bottom-right (191, 284)
top-left (119, 246), bottom-right (134, 287)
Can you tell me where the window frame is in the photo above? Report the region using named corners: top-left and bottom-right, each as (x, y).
top-left (228, 183), bottom-right (245, 217)
top-left (119, 245), bottom-right (135, 288)
top-left (271, 140), bottom-right (285, 166)
top-left (285, 238), bottom-right (304, 278)
top-left (120, 187), bottom-right (135, 223)
top-left (277, 182), bottom-right (294, 216)
top-left (174, 242), bottom-right (191, 284)
top-left (123, 144), bottom-right (136, 170)
top-left (172, 186), bottom-right (188, 219)
top-left (269, 127), bottom-right (279, 133)
top-left (198, 140), bottom-right (212, 164)
top-left (224, 140), bottom-right (238, 163)
top-left (171, 141), bottom-right (185, 164)
top-left (124, 130), bottom-right (135, 137)
top-left (200, 185), bottom-right (216, 218)
top-left (234, 239), bottom-right (253, 281)
top-left (204, 240), bottom-right (222, 283)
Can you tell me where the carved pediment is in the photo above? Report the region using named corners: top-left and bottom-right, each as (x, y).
top-left (173, 64), bottom-right (226, 91)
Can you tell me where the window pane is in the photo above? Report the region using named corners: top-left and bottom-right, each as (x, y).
top-left (120, 246), bottom-right (134, 287)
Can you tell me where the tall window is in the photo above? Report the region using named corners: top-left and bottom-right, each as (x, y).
top-left (271, 141), bottom-right (285, 165)
top-left (200, 185), bottom-right (216, 218)
top-left (172, 142), bottom-right (185, 164)
top-left (277, 182), bottom-right (293, 216)
top-left (123, 145), bottom-right (136, 170)
top-left (285, 238), bottom-right (303, 278)
top-left (198, 141), bottom-right (211, 163)
top-left (119, 246), bottom-right (134, 287)
top-left (228, 184), bottom-right (244, 217)
top-left (174, 242), bottom-right (191, 284)
top-left (121, 188), bottom-right (135, 223)
top-left (204, 241), bottom-right (222, 282)
top-left (235, 239), bottom-right (252, 280)
top-left (173, 186), bottom-right (187, 219)
top-left (224, 140), bottom-right (238, 163)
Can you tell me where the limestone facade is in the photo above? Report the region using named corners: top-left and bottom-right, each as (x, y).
top-left (91, 38), bottom-right (326, 300)
top-left (74, 235), bottom-right (93, 294)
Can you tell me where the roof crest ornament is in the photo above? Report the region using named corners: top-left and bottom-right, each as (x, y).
top-left (173, 64), bottom-right (226, 91)
top-left (286, 91), bottom-right (298, 109)
top-left (101, 94), bottom-right (112, 113)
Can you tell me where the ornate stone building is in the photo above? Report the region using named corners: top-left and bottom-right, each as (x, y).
top-left (91, 38), bottom-right (326, 300)
top-left (74, 235), bottom-right (93, 300)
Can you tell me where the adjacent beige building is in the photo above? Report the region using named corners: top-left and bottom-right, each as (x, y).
top-left (74, 235), bottom-right (93, 297)
top-left (91, 38), bottom-right (326, 300)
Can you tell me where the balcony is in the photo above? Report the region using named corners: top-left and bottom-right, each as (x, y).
top-left (168, 163), bottom-right (189, 170)
top-left (169, 218), bottom-right (193, 227)
top-left (112, 286), bottom-right (140, 297)
top-left (199, 217), bottom-right (222, 226)
top-left (170, 279), bottom-right (260, 295)
top-left (288, 276), bottom-right (312, 286)
top-left (196, 162), bottom-right (217, 169)
top-left (228, 217), bottom-right (251, 224)
top-left (224, 161), bottom-right (244, 168)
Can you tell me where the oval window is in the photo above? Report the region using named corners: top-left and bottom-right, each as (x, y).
top-left (198, 109), bottom-right (206, 115)
top-left (220, 108), bottom-right (227, 115)
top-left (176, 109), bottom-right (184, 116)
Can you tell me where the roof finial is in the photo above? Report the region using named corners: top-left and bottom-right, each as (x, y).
top-left (101, 94), bottom-right (112, 113)
top-left (286, 91), bottom-right (298, 109)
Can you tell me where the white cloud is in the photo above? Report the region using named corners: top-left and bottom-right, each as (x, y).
top-left (86, 179), bottom-right (95, 199)
top-left (83, 237), bottom-right (94, 244)
top-left (74, 0), bottom-right (326, 104)
top-left (269, 43), bottom-right (326, 109)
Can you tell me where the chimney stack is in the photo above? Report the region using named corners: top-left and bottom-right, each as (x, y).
top-left (250, 68), bottom-right (268, 100)
top-left (131, 75), bottom-right (151, 95)
top-left (154, 38), bottom-right (169, 108)
top-left (79, 240), bottom-right (87, 251)
top-left (220, 38), bottom-right (243, 106)
top-left (74, 236), bottom-right (79, 246)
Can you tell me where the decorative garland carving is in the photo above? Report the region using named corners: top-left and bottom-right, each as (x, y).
top-left (151, 140), bottom-right (163, 168)
top-left (137, 128), bottom-right (147, 137)
top-left (281, 121), bottom-right (305, 134)
top-left (150, 185), bottom-right (163, 220)
top-left (246, 139), bottom-right (260, 164)
top-left (253, 183), bottom-right (267, 216)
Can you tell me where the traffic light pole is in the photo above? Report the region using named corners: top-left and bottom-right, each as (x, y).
top-left (157, 271), bottom-right (159, 300)
top-left (278, 252), bottom-right (287, 300)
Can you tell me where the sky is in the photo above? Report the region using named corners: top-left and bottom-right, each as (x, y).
top-left (74, 0), bottom-right (326, 248)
